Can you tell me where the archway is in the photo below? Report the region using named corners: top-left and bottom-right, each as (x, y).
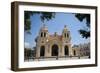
top-left (40, 46), bottom-right (45, 57)
top-left (52, 44), bottom-right (59, 56)
top-left (73, 50), bottom-right (76, 56)
top-left (64, 46), bottom-right (69, 55)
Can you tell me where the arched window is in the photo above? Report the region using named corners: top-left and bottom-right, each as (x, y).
top-left (44, 32), bottom-right (46, 37)
top-left (52, 44), bottom-right (59, 56)
top-left (41, 32), bottom-right (43, 37)
top-left (73, 50), bottom-right (76, 56)
top-left (67, 33), bottom-right (69, 38)
top-left (40, 46), bottom-right (45, 57)
top-left (64, 46), bottom-right (69, 55)
top-left (64, 33), bottom-right (66, 38)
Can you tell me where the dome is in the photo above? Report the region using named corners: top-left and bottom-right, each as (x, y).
top-left (62, 25), bottom-right (69, 32)
top-left (40, 24), bottom-right (48, 31)
top-left (64, 25), bottom-right (68, 30)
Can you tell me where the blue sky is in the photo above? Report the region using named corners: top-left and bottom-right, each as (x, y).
top-left (24, 12), bottom-right (90, 48)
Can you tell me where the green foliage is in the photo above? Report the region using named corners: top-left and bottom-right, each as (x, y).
top-left (75, 14), bottom-right (90, 39)
top-left (24, 11), bottom-right (55, 33)
top-left (79, 30), bottom-right (90, 39)
top-left (40, 12), bottom-right (55, 22)
top-left (24, 12), bottom-right (90, 39)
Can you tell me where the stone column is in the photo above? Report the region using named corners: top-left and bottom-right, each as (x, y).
top-left (47, 44), bottom-right (51, 57)
top-left (61, 45), bottom-right (65, 57)
top-left (36, 46), bottom-right (40, 58)
top-left (49, 45), bottom-right (52, 57)
top-left (68, 44), bottom-right (72, 56)
top-left (45, 45), bottom-right (49, 57)
top-left (58, 44), bottom-right (63, 57)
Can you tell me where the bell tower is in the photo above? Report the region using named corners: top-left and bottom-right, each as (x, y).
top-left (39, 24), bottom-right (48, 39)
top-left (62, 25), bottom-right (71, 42)
top-left (62, 25), bottom-right (72, 56)
top-left (36, 24), bottom-right (49, 58)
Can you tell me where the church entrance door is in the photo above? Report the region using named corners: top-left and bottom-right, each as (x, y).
top-left (52, 44), bottom-right (59, 56)
top-left (65, 46), bottom-right (69, 56)
top-left (40, 46), bottom-right (45, 57)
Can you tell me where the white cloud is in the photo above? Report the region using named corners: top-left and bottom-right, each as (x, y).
top-left (24, 42), bottom-right (31, 48)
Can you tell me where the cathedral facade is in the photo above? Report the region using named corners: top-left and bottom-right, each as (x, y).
top-left (35, 24), bottom-right (73, 58)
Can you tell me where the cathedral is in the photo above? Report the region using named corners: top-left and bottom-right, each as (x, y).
top-left (35, 24), bottom-right (73, 58)
top-left (24, 24), bottom-right (90, 61)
